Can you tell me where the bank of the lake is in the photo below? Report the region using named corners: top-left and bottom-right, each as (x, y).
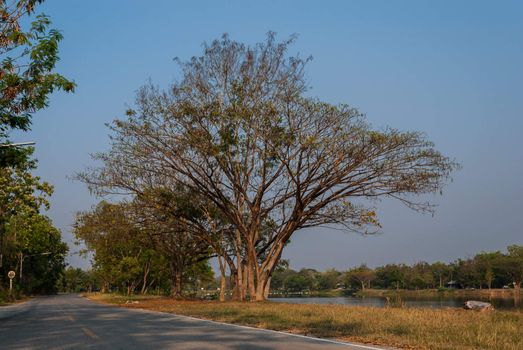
top-left (354, 288), bottom-right (521, 299)
top-left (270, 295), bottom-right (523, 311)
top-left (270, 288), bottom-right (522, 299)
top-left (87, 293), bottom-right (523, 350)
top-left (269, 288), bottom-right (523, 311)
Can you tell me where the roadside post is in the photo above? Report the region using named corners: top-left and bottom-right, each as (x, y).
top-left (8, 270), bottom-right (15, 295)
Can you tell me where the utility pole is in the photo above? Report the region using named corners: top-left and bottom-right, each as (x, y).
top-left (20, 252), bottom-right (52, 280)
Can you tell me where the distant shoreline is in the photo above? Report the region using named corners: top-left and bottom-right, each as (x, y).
top-left (268, 288), bottom-right (523, 300)
top-left (355, 288), bottom-right (522, 299)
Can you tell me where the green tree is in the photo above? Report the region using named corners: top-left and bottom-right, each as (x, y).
top-left (4, 212), bottom-right (67, 294)
top-left (375, 264), bottom-right (407, 290)
top-left (506, 245), bottom-right (523, 290)
top-left (129, 190), bottom-right (214, 298)
top-left (454, 259), bottom-right (482, 289)
top-left (409, 262), bottom-right (435, 289)
top-left (74, 200), bottom-right (213, 297)
top-left (345, 264), bottom-right (375, 290)
top-left (1, 0), bottom-right (74, 166)
top-left (315, 268), bottom-right (340, 290)
top-left (430, 262), bottom-right (452, 288)
top-left (474, 252), bottom-right (504, 289)
top-left (74, 201), bottom-right (158, 295)
top-left (0, 149), bottom-right (52, 269)
top-left (270, 264), bottom-right (295, 292)
top-left (285, 274), bottom-right (310, 293)
top-left (57, 267), bottom-right (95, 293)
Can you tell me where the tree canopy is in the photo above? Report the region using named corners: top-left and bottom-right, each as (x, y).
top-left (1, 0), bottom-right (74, 166)
top-left (80, 33), bottom-right (458, 301)
top-left (0, 147), bottom-right (66, 301)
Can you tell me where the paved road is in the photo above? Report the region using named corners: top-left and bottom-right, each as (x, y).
top-left (0, 294), bottom-right (387, 350)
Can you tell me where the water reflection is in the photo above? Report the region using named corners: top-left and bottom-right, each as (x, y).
top-left (269, 295), bottom-right (523, 310)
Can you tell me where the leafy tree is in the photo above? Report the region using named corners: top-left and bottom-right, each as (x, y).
top-left (453, 259), bottom-right (482, 289)
top-left (1, 0), bottom-right (74, 166)
top-left (183, 260), bottom-right (215, 293)
top-left (345, 264), bottom-right (375, 290)
top-left (74, 200), bottom-right (213, 297)
top-left (285, 274), bottom-right (311, 293)
top-left (3, 212), bottom-right (67, 294)
top-left (74, 201), bottom-right (153, 294)
top-left (270, 264), bottom-right (295, 291)
top-left (409, 262), bottom-right (435, 289)
top-left (129, 189), bottom-right (214, 298)
top-left (430, 262), bottom-right (452, 288)
top-left (57, 267), bottom-right (96, 293)
top-left (0, 149), bottom-right (52, 269)
top-left (506, 245), bottom-right (523, 290)
top-left (316, 268), bottom-right (341, 290)
top-left (474, 252), bottom-right (504, 289)
top-left (375, 264), bottom-right (407, 290)
top-left (80, 33), bottom-right (458, 301)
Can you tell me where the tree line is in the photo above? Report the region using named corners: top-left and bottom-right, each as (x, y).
top-left (270, 245), bottom-right (523, 293)
top-left (58, 244), bottom-right (523, 296)
top-left (75, 33), bottom-right (457, 301)
top-left (0, 1), bottom-right (73, 302)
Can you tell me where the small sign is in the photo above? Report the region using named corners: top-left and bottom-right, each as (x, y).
top-left (8, 270), bottom-right (15, 279)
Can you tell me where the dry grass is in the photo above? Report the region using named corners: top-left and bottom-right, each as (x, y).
top-left (87, 293), bottom-right (523, 350)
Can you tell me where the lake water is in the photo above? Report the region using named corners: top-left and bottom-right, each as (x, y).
top-left (269, 296), bottom-right (523, 311)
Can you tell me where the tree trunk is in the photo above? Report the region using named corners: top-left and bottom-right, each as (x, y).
top-left (234, 230), bottom-right (246, 301)
top-left (217, 255), bottom-right (227, 302)
top-left (144, 278), bottom-right (156, 295)
top-left (236, 259), bottom-right (246, 301)
top-left (0, 218), bottom-right (5, 268)
top-left (254, 240), bottom-right (286, 302)
top-left (254, 279), bottom-right (266, 301)
top-left (102, 281), bottom-right (109, 294)
top-left (222, 252), bottom-right (240, 301)
top-left (230, 268), bottom-right (239, 301)
top-left (170, 261), bottom-right (183, 298)
top-left (140, 261), bottom-right (150, 295)
top-left (263, 276), bottom-right (272, 299)
top-left (247, 250), bottom-right (257, 301)
top-left (242, 261), bottom-right (249, 300)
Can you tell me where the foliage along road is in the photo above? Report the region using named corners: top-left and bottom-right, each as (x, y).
top-left (0, 294), bottom-right (388, 350)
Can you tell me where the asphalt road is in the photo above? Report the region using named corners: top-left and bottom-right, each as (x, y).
top-left (0, 294), bottom-right (387, 350)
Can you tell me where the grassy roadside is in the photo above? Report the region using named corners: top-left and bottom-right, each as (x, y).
top-left (0, 291), bottom-right (29, 306)
top-left (86, 293), bottom-right (522, 350)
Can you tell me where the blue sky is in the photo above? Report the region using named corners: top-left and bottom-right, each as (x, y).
top-left (17, 0), bottom-right (523, 269)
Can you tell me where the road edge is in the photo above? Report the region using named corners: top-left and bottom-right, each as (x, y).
top-left (0, 297), bottom-right (33, 320)
top-left (83, 295), bottom-right (393, 350)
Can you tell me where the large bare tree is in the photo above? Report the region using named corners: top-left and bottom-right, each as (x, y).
top-left (79, 33), bottom-right (458, 301)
